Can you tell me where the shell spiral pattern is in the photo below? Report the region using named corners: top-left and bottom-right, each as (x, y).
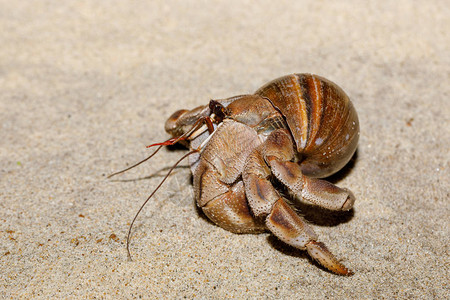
top-left (256, 73), bottom-right (359, 178)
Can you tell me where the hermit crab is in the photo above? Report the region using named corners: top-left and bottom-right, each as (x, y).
top-left (110, 73), bottom-right (359, 275)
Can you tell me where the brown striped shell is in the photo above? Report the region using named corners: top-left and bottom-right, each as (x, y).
top-left (255, 74), bottom-right (359, 178)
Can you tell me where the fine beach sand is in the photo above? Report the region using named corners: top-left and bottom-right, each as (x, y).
top-left (1, 1), bottom-right (449, 298)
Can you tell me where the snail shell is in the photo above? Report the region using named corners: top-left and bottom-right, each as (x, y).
top-left (255, 73), bottom-right (359, 178)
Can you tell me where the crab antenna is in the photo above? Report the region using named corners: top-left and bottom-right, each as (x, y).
top-left (109, 116), bottom-right (215, 179)
top-left (146, 116), bottom-right (215, 149)
top-left (107, 145), bottom-right (164, 179)
top-left (126, 148), bottom-right (199, 261)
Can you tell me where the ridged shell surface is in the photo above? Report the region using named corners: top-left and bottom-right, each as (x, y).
top-left (255, 74), bottom-right (359, 178)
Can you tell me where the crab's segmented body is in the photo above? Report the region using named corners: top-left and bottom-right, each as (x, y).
top-left (163, 74), bottom-right (359, 275)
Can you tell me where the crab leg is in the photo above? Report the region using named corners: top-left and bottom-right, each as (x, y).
top-left (242, 129), bottom-right (353, 275)
top-left (268, 158), bottom-right (355, 211)
top-left (266, 198), bottom-right (353, 275)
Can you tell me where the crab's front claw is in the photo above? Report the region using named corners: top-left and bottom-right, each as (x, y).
top-left (306, 241), bottom-right (353, 276)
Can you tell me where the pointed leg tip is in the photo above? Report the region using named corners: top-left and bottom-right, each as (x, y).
top-left (333, 264), bottom-right (354, 276)
top-left (306, 241), bottom-right (354, 276)
top-left (341, 188), bottom-right (356, 211)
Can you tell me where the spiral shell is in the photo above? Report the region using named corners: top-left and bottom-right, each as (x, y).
top-left (255, 73), bottom-right (359, 178)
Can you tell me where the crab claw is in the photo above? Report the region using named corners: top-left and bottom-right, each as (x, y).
top-left (306, 241), bottom-right (354, 276)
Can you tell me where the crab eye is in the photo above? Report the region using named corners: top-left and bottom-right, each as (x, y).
top-left (208, 99), bottom-right (229, 122)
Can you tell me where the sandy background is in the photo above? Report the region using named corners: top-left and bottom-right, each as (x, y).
top-left (1, 0), bottom-right (449, 299)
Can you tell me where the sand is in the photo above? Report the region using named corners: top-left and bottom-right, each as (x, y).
top-left (1, 1), bottom-right (448, 299)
